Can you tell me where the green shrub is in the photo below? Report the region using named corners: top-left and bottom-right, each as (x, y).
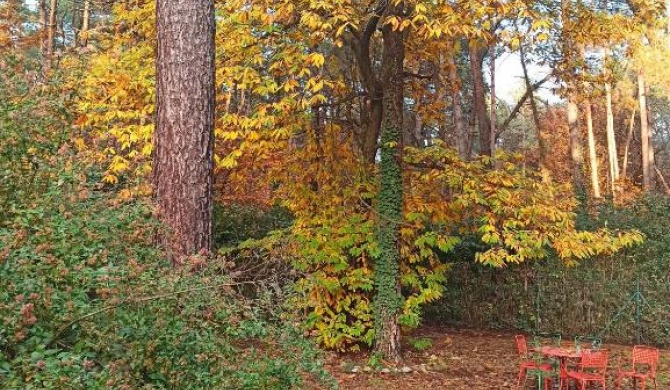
top-left (0, 69), bottom-right (335, 389)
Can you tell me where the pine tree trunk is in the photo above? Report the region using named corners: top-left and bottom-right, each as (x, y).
top-left (585, 100), bottom-right (601, 198)
top-left (154, 0), bottom-right (215, 261)
top-left (446, 47), bottom-right (468, 159)
top-left (622, 108), bottom-right (636, 180)
top-left (39, 0), bottom-right (48, 72)
top-left (568, 98), bottom-right (585, 195)
top-left (373, 7), bottom-right (404, 363)
top-left (639, 71), bottom-right (652, 191)
top-left (80, 0), bottom-right (90, 46)
top-left (605, 82), bottom-right (619, 195)
top-left (45, 0), bottom-right (57, 71)
top-left (489, 45), bottom-right (496, 155)
top-left (468, 41), bottom-right (492, 156)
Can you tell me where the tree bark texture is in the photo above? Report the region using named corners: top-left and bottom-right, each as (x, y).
top-left (489, 45), bottom-right (496, 155)
top-left (568, 98), bottom-right (585, 195)
top-left (638, 71), bottom-right (652, 191)
top-left (468, 41), bottom-right (492, 156)
top-left (80, 0), bottom-right (91, 46)
top-left (605, 82), bottom-right (619, 194)
top-left (154, 0), bottom-right (215, 260)
top-left (45, 0), bottom-right (57, 71)
top-left (585, 100), bottom-right (601, 198)
top-left (446, 47), bottom-right (468, 159)
top-left (622, 108), bottom-right (636, 180)
top-left (373, 6), bottom-right (404, 363)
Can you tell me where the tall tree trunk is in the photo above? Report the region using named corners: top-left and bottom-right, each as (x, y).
top-left (446, 46), bottom-right (468, 159)
top-left (622, 108), bottom-right (636, 180)
top-left (605, 82), bottom-right (619, 195)
top-left (39, 0), bottom-right (48, 71)
top-left (154, 0), bottom-right (215, 260)
top-left (568, 98), bottom-right (585, 195)
top-left (373, 5), bottom-right (404, 363)
top-left (489, 45), bottom-right (496, 155)
top-left (585, 100), bottom-right (601, 198)
top-left (80, 0), bottom-right (90, 46)
top-left (639, 71), bottom-right (652, 191)
top-left (45, 0), bottom-right (57, 72)
top-left (468, 41), bottom-right (492, 156)
top-left (647, 99), bottom-right (657, 189)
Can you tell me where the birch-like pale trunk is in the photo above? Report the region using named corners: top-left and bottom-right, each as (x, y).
top-left (585, 100), bottom-right (601, 198)
top-left (605, 82), bottom-right (619, 194)
top-left (639, 71), bottom-right (652, 191)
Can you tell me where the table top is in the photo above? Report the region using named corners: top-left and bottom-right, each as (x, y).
top-left (533, 346), bottom-right (583, 359)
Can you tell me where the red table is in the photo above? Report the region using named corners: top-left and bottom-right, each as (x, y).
top-left (533, 346), bottom-right (585, 388)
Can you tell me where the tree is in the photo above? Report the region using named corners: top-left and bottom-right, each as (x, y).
top-left (154, 0), bottom-right (216, 260)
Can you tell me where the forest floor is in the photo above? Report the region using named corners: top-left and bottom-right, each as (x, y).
top-left (322, 327), bottom-right (670, 390)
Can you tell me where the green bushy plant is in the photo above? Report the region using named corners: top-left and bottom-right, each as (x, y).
top-left (0, 63), bottom-right (335, 389)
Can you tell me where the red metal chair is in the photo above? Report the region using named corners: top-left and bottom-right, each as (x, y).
top-left (561, 349), bottom-right (609, 390)
top-left (515, 335), bottom-right (554, 389)
top-left (616, 345), bottom-right (660, 390)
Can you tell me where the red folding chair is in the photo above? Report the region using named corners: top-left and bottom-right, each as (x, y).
top-left (616, 345), bottom-right (660, 390)
top-left (515, 335), bottom-right (554, 389)
top-left (562, 349), bottom-right (608, 390)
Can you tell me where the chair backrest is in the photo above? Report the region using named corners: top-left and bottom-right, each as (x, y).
top-left (632, 346), bottom-right (660, 376)
top-left (581, 350), bottom-right (609, 373)
top-left (515, 335), bottom-right (528, 359)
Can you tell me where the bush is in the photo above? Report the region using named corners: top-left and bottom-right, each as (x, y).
top-left (0, 69), bottom-right (335, 389)
top-left (0, 167), bottom-right (335, 389)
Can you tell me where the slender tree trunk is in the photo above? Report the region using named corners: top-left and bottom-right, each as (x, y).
top-left (622, 108), bottom-right (636, 180)
top-left (489, 45), bottom-right (496, 155)
top-left (45, 0), bottom-right (57, 71)
top-left (519, 46), bottom-right (545, 165)
top-left (568, 98), bottom-right (585, 195)
top-left (373, 5), bottom-right (405, 362)
top-left (39, 0), bottom-right (48, 71)
top-left (585, 100), bottom-right (601, 198)
top-left (639, 71), bottom-right (652, 191)
top-left (154, 0), bottom-right (215, 260)
top-left (80, 0), bottom-right (90, 46)
top-left (605, 82), bottom-right (619, 194)
top-left (468, 41), bottom-right (492, 156)
top-left (647, 100), bottom-right (657, 189)
top-left (446, 46), bottom-right (468, 159)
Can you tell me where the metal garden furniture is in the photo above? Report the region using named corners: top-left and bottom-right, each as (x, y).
top-left (561, 349), bottom-right (609, 390)
top-left (616, 345), bottom-right (660, 390)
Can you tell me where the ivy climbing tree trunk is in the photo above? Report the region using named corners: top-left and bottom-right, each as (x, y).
top-left (154, 0), bottom-right (215, 261)
top-left (373, 5), bottom-right (405, 362)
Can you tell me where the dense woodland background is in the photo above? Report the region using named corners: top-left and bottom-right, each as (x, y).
top-left (1, 0), bottom-right (670, 388)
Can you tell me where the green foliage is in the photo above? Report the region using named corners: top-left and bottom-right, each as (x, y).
top-left (0, 173), bottom-right (334, 389)
top-left (373, 124), bottom-right (404, 346)
top-left (409, 337), bottom-right (433, 351)
top-left (431, 196), bottom-right (670, 345)
top-left (0, 73), bottom-right (335, 389)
